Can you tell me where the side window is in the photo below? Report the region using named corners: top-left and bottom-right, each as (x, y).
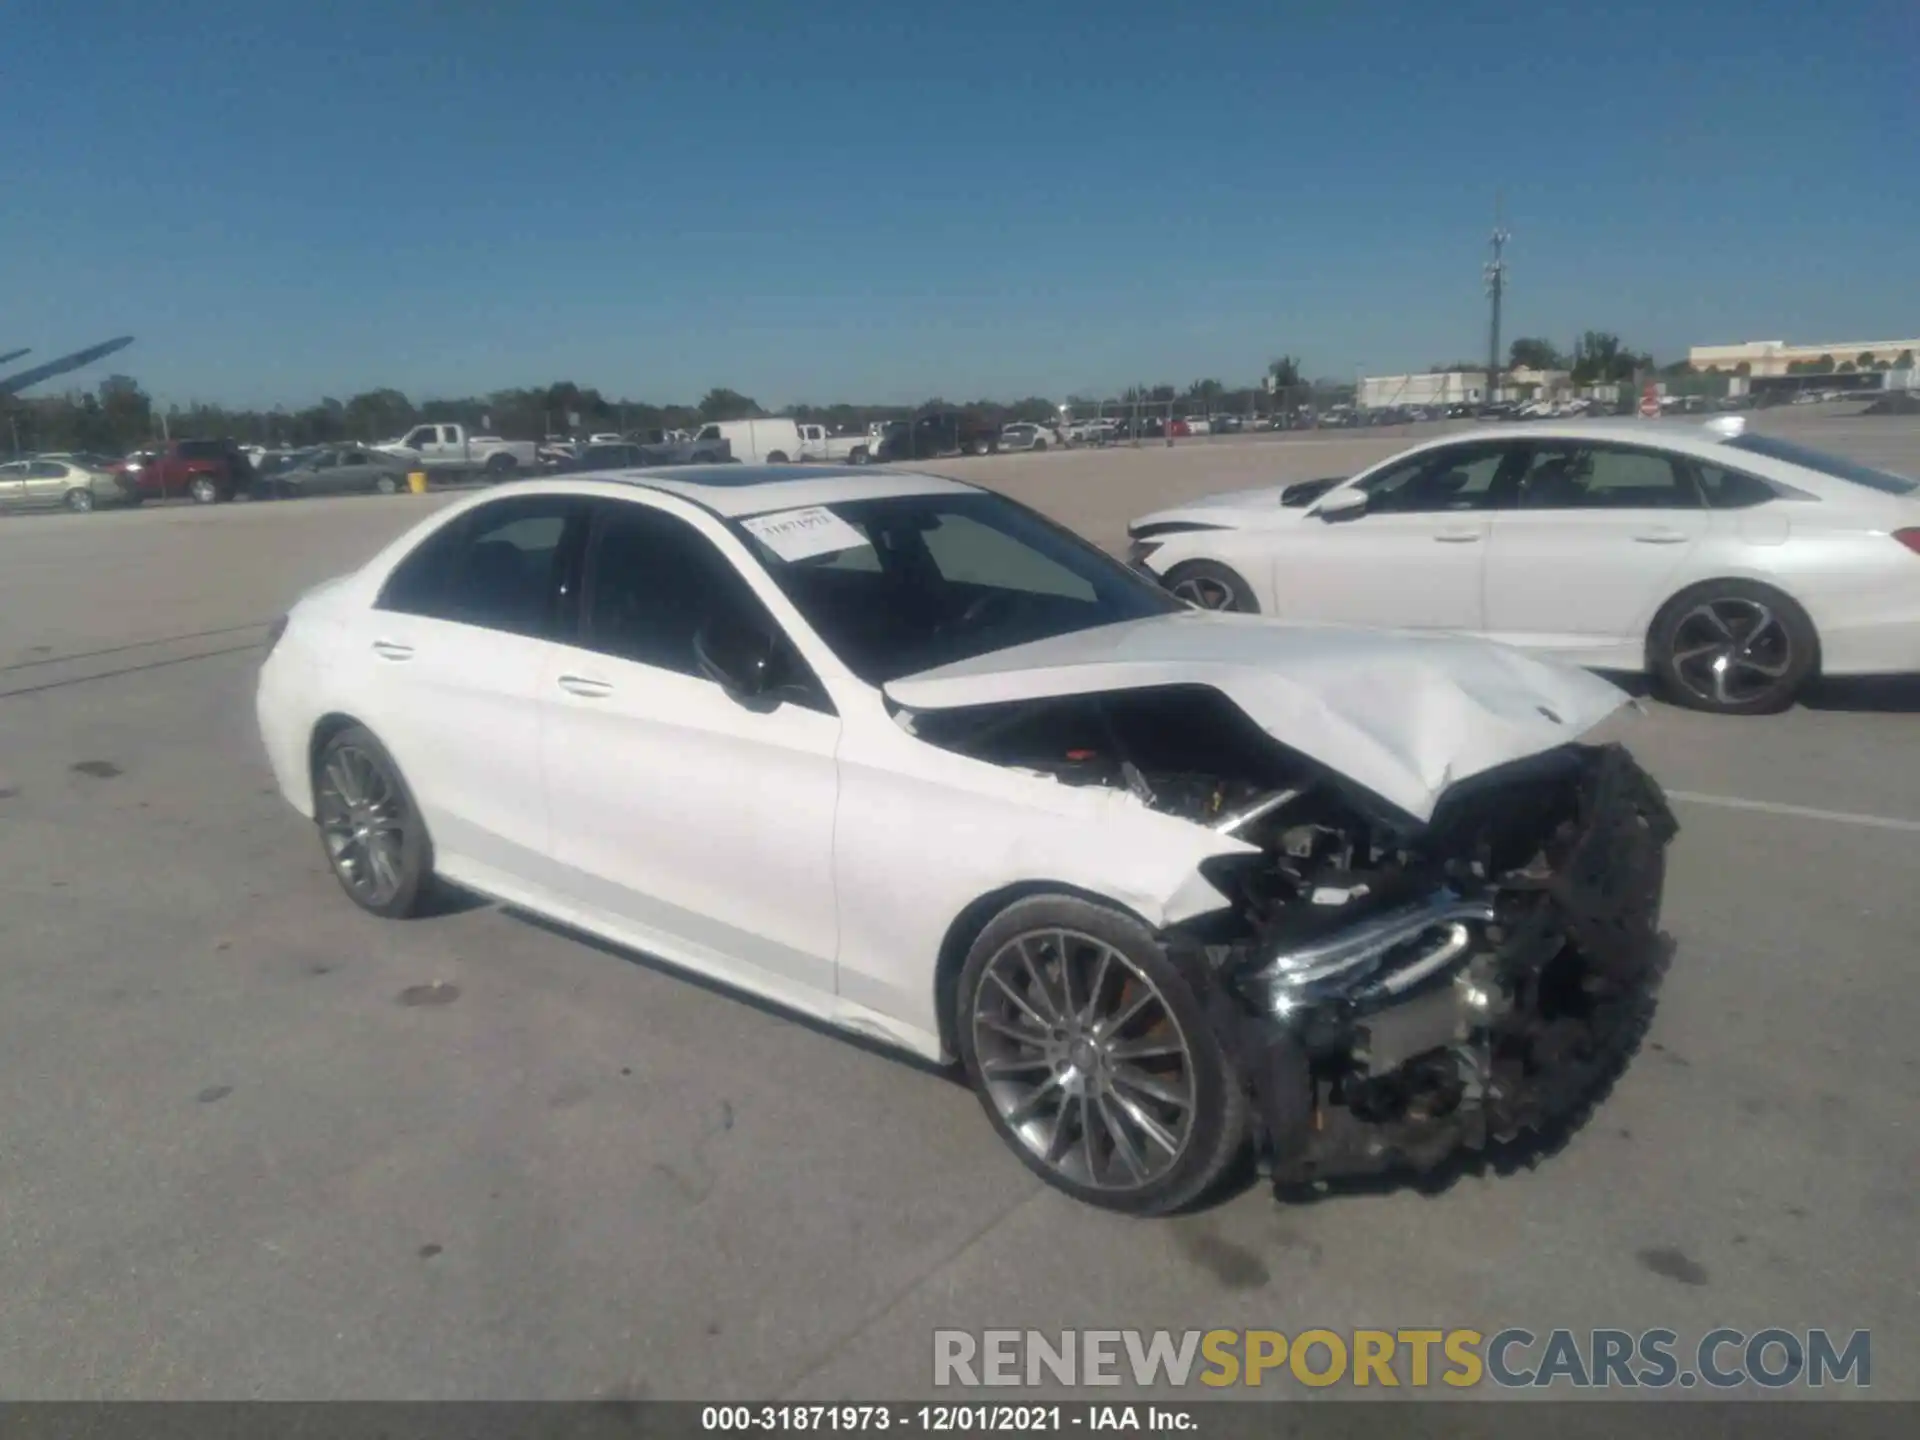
top-left (0, 462), bottom-right (27, 478)
top-left (1362, 446), bottom-right (1510, 514)
top-left (696, 425), bottom-right (721, 442)
top-left (581, 503), bottom-right (782, 678)
top-left (1516, 446), bottom-right (1700, 510)
top-left (311, 451), bottom-right (338, 469)
top-left (1690, 461), bottom-right (1777, 510)
top-left (402, 426), bottom-right (436, 449)
top-left (921, 512), bottom-right (1097, 600)
top-left (378, 498), bottom-right (578, 638)
top-left (30, 461), bottom-right (68, 478)
top-left (439, 427), bottom-right (461, 445)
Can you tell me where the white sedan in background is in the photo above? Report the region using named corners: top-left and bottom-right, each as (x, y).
top-left (258, 465), bottom-right (1676, 1214)
top-left (1127, 420), bottom-right (1920, 714)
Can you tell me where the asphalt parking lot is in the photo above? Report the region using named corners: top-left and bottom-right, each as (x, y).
top-left (2, 412), bottom-right (1916, 1400)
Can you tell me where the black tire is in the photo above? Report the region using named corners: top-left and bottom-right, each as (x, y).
top-left (766, 451), bottom-right (789, 464)
top-left (484, 453), bottom-right (518, 477)
top-left (373, 473), bottom-right (401, 495)
top-left (971, 437), bottom-right (992, 456)
top-left (64, 488), bottom-right (95, 513)
top-left (188, 475), bottom-right (221, 505)
top-left (850, 447), bottom-right (871, 465)
top-left (311, 724), bottom-right (435, 919)
top-left (1161, 559), bottom-right (1259, 614)
top-left (1033, 438), bottom-right (1048, 452)
top-left (1648, 579), bottom-right (1818, 715)
top-left (955, 893), bottom-right (1247, 1216)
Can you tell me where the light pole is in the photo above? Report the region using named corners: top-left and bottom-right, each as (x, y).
top-left (1484, 200), bottom-right (1509, 404)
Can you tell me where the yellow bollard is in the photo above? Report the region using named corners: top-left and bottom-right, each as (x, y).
top-left (407, 471), bottom-right (428, 495)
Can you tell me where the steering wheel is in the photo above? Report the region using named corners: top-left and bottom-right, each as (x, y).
top-left (948, 588), bottom-right (1021, 633)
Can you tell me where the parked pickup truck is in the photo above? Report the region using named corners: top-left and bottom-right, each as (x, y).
top-left (374, 423), bottom-right (541, 479)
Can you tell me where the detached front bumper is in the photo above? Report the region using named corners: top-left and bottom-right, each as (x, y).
top-left (1196, 744), bottom-right (1678, 1191)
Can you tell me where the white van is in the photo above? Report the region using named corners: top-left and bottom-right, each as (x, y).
top-left (690, 418), bottom-right (806, 465)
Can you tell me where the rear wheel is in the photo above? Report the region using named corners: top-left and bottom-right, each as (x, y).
top-left (1033, 438), bottom-right (1048, 452)
top-left (957, 894), bottom-right (1246, 1215)
top-left (373, 473), bottom-right (400, 495)
top-left (484, 453), bottom-right (517, 478)
top-left (1649, 580), bottom-right (1817, 714)
top-left (971, 437), bottom-right (992, 456)
top-left (312, 725), bottom-right (434, 918)
top-left (766, 450), bottom-right (789, 464)
top-left (1162, 559), bottom-right (1259, 613)
top-left (188, 476), bottom-right (221, 504)
top-left (64, 488), bottom-right (95, 513)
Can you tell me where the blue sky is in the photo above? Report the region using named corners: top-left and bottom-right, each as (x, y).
top-left (10, 0), bottom-right (1916, 408)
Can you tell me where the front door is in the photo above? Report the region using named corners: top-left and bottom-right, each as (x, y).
top-left (539, 498), bottom-right (842, 1000)
top-left (0, 462), bottom-right (27, 506)
top-left (1272, 440), bottom-right (1524, 632)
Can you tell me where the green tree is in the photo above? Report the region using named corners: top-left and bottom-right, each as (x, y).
top-left (698, 387), bottom-right (762, 421)
top-left (1856, 352), bottom-right (1877, 369)
top-left (1507, 337), bottom-right (1566, 371)
top-left (1569, 332), bottom-right (1650, 385)
top-left (1897, 350), bottom-right (1916, 369)
top-left (1267, 355), bottom-right (1304, 389)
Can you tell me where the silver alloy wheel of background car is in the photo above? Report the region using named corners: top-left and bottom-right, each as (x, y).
top-left (189, 476), bottom-right (219, 504)
top-left (969, 927), bottom-right (1197, 1192)
top-left (64, 488), bottom-right (93, 513)
top-left (374, 473), bottom-right (400, 494)
top-left (1668, 597), bottom-right (1795, 708)
top-left (315, 742), bottom-right (411, 908)
top-left (1169, 573), bottom-right (1239, 610)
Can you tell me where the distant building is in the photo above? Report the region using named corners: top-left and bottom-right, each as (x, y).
top-left (1357, 371), bottom-right (1487, 408)
top-left (1689, 338), bottom-right (1920, 377)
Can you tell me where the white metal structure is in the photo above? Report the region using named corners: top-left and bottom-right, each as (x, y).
top-left (258, 465), bottom-right (1669, 1212)
top-left (1127, 421), bottom-right (1920, 714)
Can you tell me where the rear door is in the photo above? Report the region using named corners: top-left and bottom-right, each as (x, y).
top-left (0, 461), bottom-right (28, 506)
top-left (1482, 440), bottom-right (1710, 664)
top-left (26, 460), bottom-right (72, 505)
top-left (351, 494), bottom-right (587, 877)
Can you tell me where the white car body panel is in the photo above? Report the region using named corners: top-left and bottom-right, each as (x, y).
top-left (1131, 422), bottom-right (1920, 679)
top-left (883, 610), bottom-right (1629, 824)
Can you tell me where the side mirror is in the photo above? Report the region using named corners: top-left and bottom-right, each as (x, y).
top-left (694, 616), bottom-right (782, 707)
top-left (1314, 487), bottom-right (1369, 522)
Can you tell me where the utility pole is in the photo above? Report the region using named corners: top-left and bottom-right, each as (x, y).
top-left (1484, 196), bottom-right (1509, 403)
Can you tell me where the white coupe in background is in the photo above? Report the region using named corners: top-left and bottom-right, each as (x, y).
top-left (1127, 420), bottom-right (1920, 714)
top-left (258, 465), bottom-right (1677, 1213)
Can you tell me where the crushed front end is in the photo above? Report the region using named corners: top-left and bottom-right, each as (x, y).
top-left (1175, 742), bottom-right (1679, 1191)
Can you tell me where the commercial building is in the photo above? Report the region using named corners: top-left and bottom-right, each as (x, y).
top-left (1356, 366), bottom-right (1573, 409)
top-left (1689, 339), bottom-right (1920, 377)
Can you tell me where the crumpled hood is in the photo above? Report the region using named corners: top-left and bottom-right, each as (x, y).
top-left (883, 611), bottom-right (1631, 823)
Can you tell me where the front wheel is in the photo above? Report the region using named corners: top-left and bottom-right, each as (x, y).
top-left (1162, 559), bottom-right (1259, 613)
top-left (373, 473), bottom-right (400, 495)
top-left (64, 488), bottom-right (95, 513)
top-left (850, 447), bottom-right (871, 465)
top-left (312, 725), bottom-right (434, 918)
top-left (1649, 580), bottom-right (1817, 714)
top-left (956, 894), bottom-right (1246, 1215)
top-left (1032, 438), bottom-right (1048, 452)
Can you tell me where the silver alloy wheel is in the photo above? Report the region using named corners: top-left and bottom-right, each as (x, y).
top-left (375, 473), bottom-right (399, 494)
top-left (1670, 597), bottom-right (1794, 707)
top-left (189, 476), bottom-right (218, 504)
top-left (970, 928), bottom-right (1196, 1192)
top-left (1170, 574), bottom-right (1239, 610)
top-left (315, 744), bottom-right (409, 906)
top-left (66, 488), bottom-right (94, 512)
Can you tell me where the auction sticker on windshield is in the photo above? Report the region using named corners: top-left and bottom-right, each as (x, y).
top-left (742, 506), bottom-right (871, 562)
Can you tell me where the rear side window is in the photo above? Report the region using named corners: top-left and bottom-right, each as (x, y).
top-left (378, 497), bottom-right (581, 638)
top-left (1689, 461), bottom-right (1778, 510)
top-left (177, 440), bottom-right (223, 459)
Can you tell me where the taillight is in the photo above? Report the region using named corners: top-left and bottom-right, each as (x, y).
top-left (1894, 528), bottom-right (1920, 556)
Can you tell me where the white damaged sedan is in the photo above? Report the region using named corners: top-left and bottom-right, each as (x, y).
top-left (258, 465), bottom-right (1677, 1213)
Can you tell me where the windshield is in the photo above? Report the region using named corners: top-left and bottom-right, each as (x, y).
top-left (732, 491), bottom-right (1183, 684)
top-left (1724, 433), bottom-right (1917, 497)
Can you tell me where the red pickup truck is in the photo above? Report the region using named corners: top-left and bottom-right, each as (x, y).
top-left (114, 439), bottom-right (257, 504)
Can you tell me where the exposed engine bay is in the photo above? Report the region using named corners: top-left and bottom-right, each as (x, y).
top-left (909, 684), bottom-right (1679, 1190)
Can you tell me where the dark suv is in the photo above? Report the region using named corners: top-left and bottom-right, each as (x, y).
top-left (115, 439), bottom-right (257, 503)
top-left (872, 411), bottom-right (1000, 462)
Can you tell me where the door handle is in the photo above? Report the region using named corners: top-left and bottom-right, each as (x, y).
top-left (1632, 529), bottom-right (1690, 544)
top-left (556, 674), bottom-right (613, 698)
top-left (371, 639), bottom-right (414, 661)
top-left (1431, 528), bottom-right (1482, 543)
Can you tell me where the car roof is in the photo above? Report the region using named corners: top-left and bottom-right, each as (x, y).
top-left (493, 464), bottom-right (987, 518)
